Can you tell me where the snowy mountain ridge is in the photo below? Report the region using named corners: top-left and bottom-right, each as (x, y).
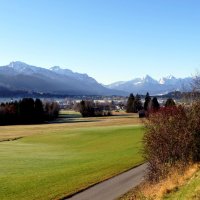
top-left (107, 75), bottom-right (193, 95)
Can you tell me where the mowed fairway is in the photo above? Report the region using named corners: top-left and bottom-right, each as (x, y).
top-left (0, 111), bottom-right (144, 200)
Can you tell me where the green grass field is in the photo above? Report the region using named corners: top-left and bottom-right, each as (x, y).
top-left (0, 112), bottom-right (144, 200)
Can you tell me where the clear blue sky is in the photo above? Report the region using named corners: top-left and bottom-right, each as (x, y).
top-left (0, 0), bottom-right (200, 84)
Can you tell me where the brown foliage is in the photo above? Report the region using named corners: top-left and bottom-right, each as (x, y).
top-left (187, 101), bottom-right (200, 161)
top-left (143, 106), bottom-right (194, 181)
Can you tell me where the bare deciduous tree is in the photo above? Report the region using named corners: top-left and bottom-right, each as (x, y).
top-left (191, 72), bottom-right (200, 100)
top-left (192, 72), bottom-right (200, 92)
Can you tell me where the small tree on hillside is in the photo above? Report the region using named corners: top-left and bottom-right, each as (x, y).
top-left (126, 93), bottom-right (135, 113)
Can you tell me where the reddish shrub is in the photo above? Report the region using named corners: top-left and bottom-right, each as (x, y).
top-left (143, 106), bottom-right (194, 182)
top-left (187, 101), bottom-right (200, 161)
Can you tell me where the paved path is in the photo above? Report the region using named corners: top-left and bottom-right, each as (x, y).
top-left (65, 163), bottom-right (147, 200)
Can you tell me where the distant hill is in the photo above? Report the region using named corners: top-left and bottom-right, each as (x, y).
top-left (0, 61), bottom-right (126, 96)
top-left (106, 75), bottom-right (193, 95)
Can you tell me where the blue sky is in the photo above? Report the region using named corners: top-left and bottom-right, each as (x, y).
top-left (0, 0), bottom-right (200, 84)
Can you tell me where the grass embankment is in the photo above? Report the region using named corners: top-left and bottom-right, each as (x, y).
top-left (0, 111), bottom-right (144, 200)
top-left (164, 166), bottom-right (200, 200)
top-left (120, 164), bottom-right (200, 200)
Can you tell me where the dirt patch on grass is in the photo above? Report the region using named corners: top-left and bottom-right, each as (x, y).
top-left (0, 137), bottom-right (23, 143)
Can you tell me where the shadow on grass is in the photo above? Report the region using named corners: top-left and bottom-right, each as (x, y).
top-left (50, 111), bottom-right (138, 124)
top-left (50, 117), bottom-right (100, 124)
top-left (58, 113), bottom-right (82, 118)
top-left (50, 120), bottom-right (100, 124)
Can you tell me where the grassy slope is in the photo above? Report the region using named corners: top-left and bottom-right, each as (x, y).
top-left (164, 169), bottom-right (200, 200)
top-left (0, 123), bottom-right (144, 200)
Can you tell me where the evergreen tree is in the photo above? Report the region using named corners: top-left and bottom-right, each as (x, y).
top-left (133, 94), bottom-right (143, 112)
top-left (165, 98), bottom-right (176, 107)
top-left (35, 98), bottom-right (44, 122)
top-left (126, 93), bottom-right (135, 113)
top-left (0, 98), bottom-right (59, 125)
top-left (144, 92), bottom-right (151, 111)
top-left (19, 98), bottom-right (35, 123)
top-left (79, 100), bottom-right (86, 117)
top-left (79, 100), bottom-right (95, 117)
top-left (151, 97), bottom-right (160, 110)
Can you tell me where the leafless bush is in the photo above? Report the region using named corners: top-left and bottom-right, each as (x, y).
top-left (143, 106), bottom-right (194, 182)
top-left (192, 73), bottom-right (200, 92)
top-left (187, 100), bottom-right (200, 161)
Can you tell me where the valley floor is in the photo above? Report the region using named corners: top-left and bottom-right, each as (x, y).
top-left (0, 111), bottom-right (144, 200)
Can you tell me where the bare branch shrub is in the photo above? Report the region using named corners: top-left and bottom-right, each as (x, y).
top-left (192, 73), bottom-right (200, 92)
top-left (187, 100), bottom-right (200, 162)
top-left (143, 106), bottom-right (194, 182)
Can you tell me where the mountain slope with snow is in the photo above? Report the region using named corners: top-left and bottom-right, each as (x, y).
top-left (0, 61), bottom-right (193, 96)
top-left (0, 61), bottom-right (126, 96)
top-left (107, 75), bottom-right (193, 95)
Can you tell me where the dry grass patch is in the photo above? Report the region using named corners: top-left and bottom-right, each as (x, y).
top-left (120, 164), bottom-right (199, 200)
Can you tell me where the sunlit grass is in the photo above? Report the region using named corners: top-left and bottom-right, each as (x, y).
top-left (0, 112), bottom-right (144, 200)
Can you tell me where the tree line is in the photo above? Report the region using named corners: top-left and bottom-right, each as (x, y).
top-left (75, 100), bottom-right (112, 117)
top-left (0, 98), bottom-right (60, 125)
top-left (75, 93), bottom-right (176, 118)
top-left (126, 92), bottom-right (175, 116)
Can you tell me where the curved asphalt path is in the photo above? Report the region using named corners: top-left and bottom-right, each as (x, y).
top-left (65, 163), bottom-right (147, 200)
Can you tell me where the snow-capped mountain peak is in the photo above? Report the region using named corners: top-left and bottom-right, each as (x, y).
top-left (159, 75), bottom-right (178, 85)
top-left (50, 66), bottom-right (62, 71)
top-left (8, 61), bottom-right (29, 69)
top-left (50, 66), bottom-right (93, 81)
top-left (143, 75), bottom-right (152, 80)
top-left (7, 61), bottom-right (40, 75)
top-left (107, 74), bottom-right (192, 95)
top-left (50, 66), bottom-right (73, 73)
top-left (159, 78), bottom-right (165, 84)
top-left (166, 75), bottom-right (176, 79)
top-left (0, 61), bottom-right (125, 96)
top-left (142, 75), bottom-right (158, 84)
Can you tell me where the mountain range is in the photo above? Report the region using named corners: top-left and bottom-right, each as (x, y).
top-left (0, 61), bottom-right (193, 96)
top-left (106, 75), bottom-right (193, 95)
top-left (0, 61), bottom-right (125, 96)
